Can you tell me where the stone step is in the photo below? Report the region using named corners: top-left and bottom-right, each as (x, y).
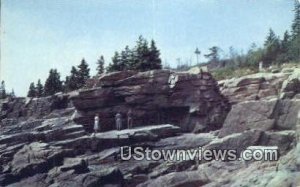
top-left (63, 130), bottom-right (86, 140)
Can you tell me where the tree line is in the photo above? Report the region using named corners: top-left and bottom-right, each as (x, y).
top-left (204, 0), bottom-right (300, 69)
top-left (0, 81), bottom-right (15, 99)
top-left (172, 0), bottom-right (300, 72)
top-left (27, 36), bottom-right (162, 97)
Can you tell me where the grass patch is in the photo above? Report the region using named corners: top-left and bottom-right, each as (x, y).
top-left (212, 67), bottom-right (259, 81)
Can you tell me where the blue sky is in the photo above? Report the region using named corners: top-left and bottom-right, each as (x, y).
top-left (0, 0), bottom-right (295, 96)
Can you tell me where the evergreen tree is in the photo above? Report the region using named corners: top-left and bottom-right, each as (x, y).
top-left (77, 59), bottom-right (90, 88)
top-left (149, 40), bottom-right (162, 70)
top-left (276, 31), bottom-right (292, 63)
top-left (107, 52), bottom-right (122, 72)
top-left (204, 46), bottom-right (220, 62)
top-left (0, 80), bottom-right (6, 99)
top-left (281, 31), bottom-right (291, 52)
top-left (27, 82), bottom-right (36, 97)
top-left (44, 69), bottom-right (63, 96)
top-left (96, 56), bottom-right (105, 75)
top-left (65, 66), bottom-right (79, 91)
top-left (106, 36), bottom-right (162, 72)
top-left (36, 79), bottom-right (44, 97)
top-left (11, 89), bottom-right (15, 98)
top-left (290, 0), bottom-right (300, 62)
top-left (292, 0), bottom-right (300, 38)
top-left (263, 28), bottom-right (281, 65)
top-left (245, 44), bottom-right (264, 68)
top-left (120, 46), bottom-right (132, 70)
top-left (134, 35), bottom-right (151, 71)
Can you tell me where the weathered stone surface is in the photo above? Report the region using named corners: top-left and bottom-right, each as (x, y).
top-left (276, 99), bottom-right (300, 130)
top-left (2, 68), bottom-right (300, 187)
top-left (0, 142), bottom-right (73, 186)
top-left (53, 124), bottom-right (181, 152)
top-left (206, 130), bottom-right (262, 155)
top-left (155, 132), bottom-right (215, 150)
top-left (0, 93), bottom-right (73, 122)
top-left (72, 70), bottom-right (230, 133)
top-left (48, 167), bottom-right (124, 187)
top-left (280, 68), bottom-right (300, 99)
top-left (219, 99), bottom-right (300, 137)
top-left (138, 169), bottom-right (210, 187)
top-left (259, 130), bottom-right (295, 154)
top-left (219, 73), bottom-right (287, 104)
top-left (219, 99), bottom-right (278, 138)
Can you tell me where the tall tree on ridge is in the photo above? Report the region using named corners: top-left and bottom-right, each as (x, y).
top-left (27, 82), bottom-right (36, 97)
top-left (77, 59), bottom-right (90, 88)
top-left (290, 0), bottom-right (300, 61)
top-left (107, 52), bottom-right (122, 72)
top-left (263, 28), bottom-right (281, 65)
top-left (292, 0), bottom-right (300, 38)
top-left (96, 56), bottom-right (105, 75)
top-left (0, 81), bottom-right (6, 99)
top-left (36, 79), bottom-right (44, 97)
top-left (65, 66), bottom-right (80, 91)
top-left (44, 69), bottom-right (63, 96)
top-left (204, 46), bottom-right (221, 62)
top-left (149, 40), bottom-right (162, 70)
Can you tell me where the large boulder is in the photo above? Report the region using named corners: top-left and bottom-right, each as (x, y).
top-left (219, 99), bottom-right (300, 138)
top-left (219, 99), bottom-right (278, 138)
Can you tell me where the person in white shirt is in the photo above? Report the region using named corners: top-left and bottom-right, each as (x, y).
top-left (93, 114), bottom-right (100, 136)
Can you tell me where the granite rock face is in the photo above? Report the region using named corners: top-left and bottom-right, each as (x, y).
top-left (219, 99), bottom-right (300, 137)
top-left (0, 93), bottom-right (73, 123)
top-left (219, 69), bottom-right (300, 104)
top-left (71, 70), bottom-right (230, 133)
top-left (1, 69), bottom-right (300, 187)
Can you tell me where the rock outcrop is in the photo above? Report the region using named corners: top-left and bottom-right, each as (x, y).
top-left (71, 70), bottom-right (230, 133)
top-left (219, 98), bottom-right (300, 137)
top-left (1, 69), bottom-right (300, 187)
top-left (219, 68), bottom-right (300, 104)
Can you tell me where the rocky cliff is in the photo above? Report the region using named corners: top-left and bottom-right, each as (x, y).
top-left (71, 70), bottom-right (230, 132)
top-left (0, 69), bottom-right (299, 187)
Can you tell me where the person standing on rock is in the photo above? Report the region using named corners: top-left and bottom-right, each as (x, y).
top-left (115, 112), bottom-right (122, 131)
top-left (127, 109), bottom-right (133, 129)
top-left (93, 114), bottom-right (100, 136)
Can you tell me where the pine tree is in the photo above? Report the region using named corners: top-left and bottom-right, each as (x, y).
top-left (290, 0), bottom-right (300, 62)
top-left (281, 31), bottom-right (291, 52)
top-left (292, 0), bottom-right (300, 38)
top-left (0, 80), bottom-right (6, 99)
top-left (65, 66), bottom-right (79, 91)
top-left (276, 31), bottom-right (292, 63)
top-left (106, 36), bottom-right (162, 72)
top-left (107, 52), bottom-right (122, 72)
top-left (263, 28), bottom-right (281, 65)
top-left (149, 40), bottom-right (162, 70)
top-left (134, 35), bottom-right (151, 71)
top-left (44, 69), bottom-right (63, 96)
top-left (77, 59), bottom-right (90, 88)
top-left (120, 46), bottom-right (132, 70)
top-left (36, 79), bottom-right (44, 97)
top-left (204, 46), bottom-right (220, 62)
top-left (96, 56), bottom-right (105, 75)
top-left (27, 82), bottom-right (36, 97)
top-left (11, 89), bottom-right (15, 98)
